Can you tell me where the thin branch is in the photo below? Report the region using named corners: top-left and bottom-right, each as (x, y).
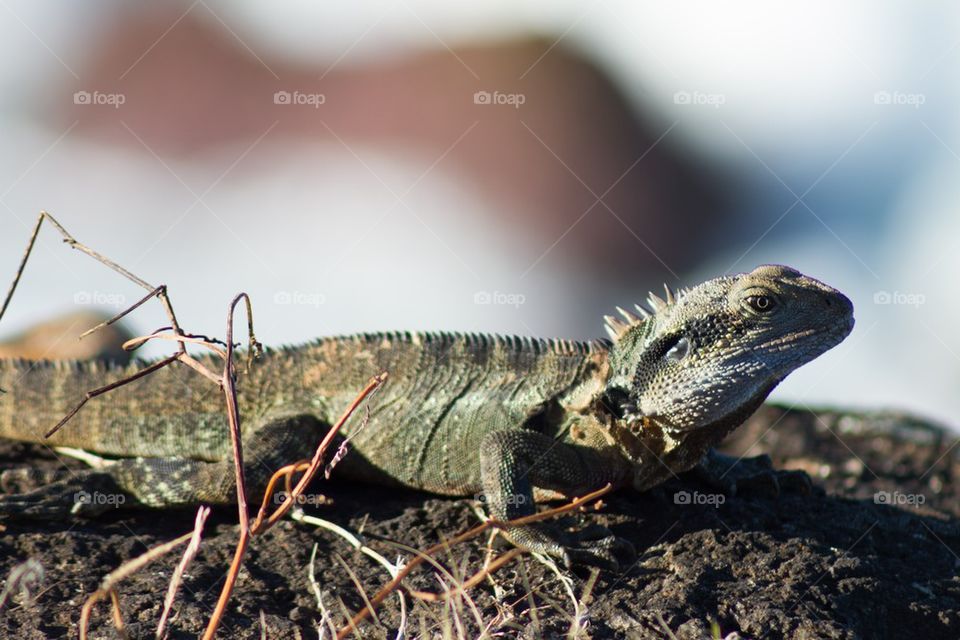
top-left (79, 530), bottom-right (195, 640)
top-left (2, 212), bottom-right (205, 437)
top-left (0, 559), bottom-right (45, 612)
top-left (172, 352), bottom-right (224, 386)
top-left (43, 211), bottom-right (187, 336)
top-left (122, 330), bottom-right (228, 359)
top-left (251, 372), bottom-right (387, 533)
top-left (45, 354), bottom-right (180, 438)
top-left (295, 511), bottom-right (408, 637)
top-left (336, 484), bottom-right (613, 638)
top-left (224, 293), bottom-right (254, 533)
top-left (335, 554), bottom-right (385, 632)
top-left (108, 589), bottom-right (125, 633)
top-left (407, 548), bottom-right (524, 602)
top-left (1, 212), bottom-right (386, 639)
top-left (367, 537), bottom-right (488, 634)
top-left (78, 285), bottom-right (166, 340)
top-left (156, 506), bottom-right (211, 639)
top-left (201, 292), bottom-right (386, 640)
top-left (200, 294), bottom-right (255, 640)
top-left (0, 212), bottom-right (43, 323)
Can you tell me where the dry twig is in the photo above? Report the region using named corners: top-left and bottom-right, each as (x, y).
top-left (156, 506), bottom-right (211, 639)
top-left (79, 530), bottom-right (196, 640)
top-left (3, 212), bottom-right (384, 639)
top-left (0, 559), bottom-right (45, 612)
top-left (336, 484), bottom-right (613, 638)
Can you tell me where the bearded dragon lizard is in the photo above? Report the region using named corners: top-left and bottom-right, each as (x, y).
top-left (0, 264), bottom-right (853, 569)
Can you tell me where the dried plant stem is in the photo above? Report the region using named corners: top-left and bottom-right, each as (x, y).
top-left (1, 212), bottom-right (347, 640)
top-left (251, 372), bottom-right (387, 534)
top-left (80, 530), bottom-right (196, 640)
top-left (201, 295), bottom-right (386, 640)
top-left (336, 484), bottom-right (613, 639)
top-left (156, 507), bottom-right (211, 639)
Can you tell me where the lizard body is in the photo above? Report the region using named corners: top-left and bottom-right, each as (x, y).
top-left (0, 265), bottom-right (854, 567)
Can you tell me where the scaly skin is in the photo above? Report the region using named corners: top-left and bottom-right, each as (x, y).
top-left (0, 265), bottom-right (854, 569)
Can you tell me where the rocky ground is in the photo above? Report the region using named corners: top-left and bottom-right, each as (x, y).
top-left (0, 403), bottom-right (957, 639)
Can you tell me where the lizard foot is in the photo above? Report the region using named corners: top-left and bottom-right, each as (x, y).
top-left (692, 449), bottom-right (814, 499)
top-left (562, 523), bottom-right (636, 571)
top-left (0, 470), bottom-right (125, 519)
top-left (505, 520), bottom-right (635, 571)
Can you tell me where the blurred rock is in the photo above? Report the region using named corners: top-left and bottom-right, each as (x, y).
top-left (0, 310), bottom-right (132, 362)
top-left (59, 9), bottom-right (735, 284)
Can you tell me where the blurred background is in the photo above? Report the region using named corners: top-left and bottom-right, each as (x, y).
top-left (0, 2), bottom-right (956, 426)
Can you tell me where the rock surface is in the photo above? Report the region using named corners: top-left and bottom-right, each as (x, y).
top-left (0, 404), bottom-right (957, 639)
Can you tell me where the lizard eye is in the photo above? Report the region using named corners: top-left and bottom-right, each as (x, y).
top-left (745, 294), bottom-right (776, 313)
top-left (663, 335), bottom-right (691, 362)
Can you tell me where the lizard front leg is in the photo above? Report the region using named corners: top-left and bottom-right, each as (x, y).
top-left (479, 429), bottom-right (635, 570)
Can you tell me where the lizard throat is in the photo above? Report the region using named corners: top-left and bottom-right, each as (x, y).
top-left (608, 415), bottom-right (683, 466)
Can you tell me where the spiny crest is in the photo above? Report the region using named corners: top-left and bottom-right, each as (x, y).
top-left (603, 283), bottom-right (681, 342)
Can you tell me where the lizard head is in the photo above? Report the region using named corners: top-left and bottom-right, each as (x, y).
top-left (603, 264), bottom-right (854, 435)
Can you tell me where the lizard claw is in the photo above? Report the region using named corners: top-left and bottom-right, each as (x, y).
top-left (504, 521), bottom-right (635, 572)
top-left (562, 532), bottom-right (636, 572)
top-left (564, 547), bottom-right (619, 571)
top-left (555, 521), bottom-right (636, 571)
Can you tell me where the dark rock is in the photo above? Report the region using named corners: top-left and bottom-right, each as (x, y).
top-left (0, 404), bottom-right (957, 638)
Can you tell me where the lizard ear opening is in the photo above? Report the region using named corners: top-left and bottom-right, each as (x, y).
top-left (600, 386), bottom-right (633, 420)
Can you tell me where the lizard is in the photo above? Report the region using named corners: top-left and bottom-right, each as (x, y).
top-left (0, 264), bottom-right (853, 569)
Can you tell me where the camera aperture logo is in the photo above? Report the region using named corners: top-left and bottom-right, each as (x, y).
top-left (273, 491), bottom-right (327, 506)
top-left (473, 290), bottom-right (526, 308)
top-left (674, 490), bottom-right (725, 507)
top-left (473, 90), bottom-right (525, 109)
top-left (673, 90), bottom-right (725, 108)
top-left (274, 290), bottom-right (325, 307)
top-left (873, 90), bottom-right (925, 109)
top-left (475, 492), bottom-right (528, 506)
top-left (74, 490), bottom-right (125, 509)
top-left (73, 90), bottom-right (125, 109)
top-left (74, 290), bottom-right (126, 308)
top-left (874, 490), bottom-right (924, 506)
top-left (273, 90), bottom-right (326, 108)
top-left (873, 290), bottom-right (925, 308)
